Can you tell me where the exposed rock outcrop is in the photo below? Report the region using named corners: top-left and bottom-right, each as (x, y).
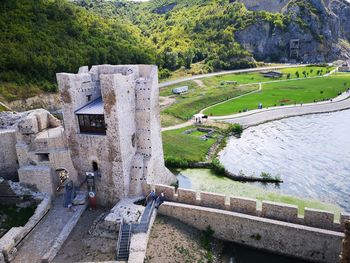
top-left (236, 0), bottom-right (350, 63)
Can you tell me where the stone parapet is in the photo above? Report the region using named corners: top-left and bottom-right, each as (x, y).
top-left (230, 196), bottom-right (257, 216)
top-left (261, 201), bottom-right (298, 223)
top-left (304, 208), bottom-right (335, 231)
top-left (151, 183), bottom-right (348, 232)
top-left (154, 184), bottom-right (176, 202)
top-left (177, 188), bottom-right (197, 205)
top-left (200, 191), bottom-right (226, 210)
top-left (341, 213), bottom-right (350, 229)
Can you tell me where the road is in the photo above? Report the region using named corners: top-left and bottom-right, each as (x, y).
top-left (220, 91), bottom-right (350, 128)
top-left (159, 64), bottom-right (307, 88)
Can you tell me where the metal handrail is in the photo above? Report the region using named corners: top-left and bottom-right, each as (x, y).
top-left (116, 219), bottom-right (123, 259)
top-left (127, 224), bottom-right (132, 256)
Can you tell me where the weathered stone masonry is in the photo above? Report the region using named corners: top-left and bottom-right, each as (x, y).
top-left (57, 65), bottom-right (175, 205)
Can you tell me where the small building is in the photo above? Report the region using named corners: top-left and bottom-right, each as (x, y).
top-left (172, 86), bottom-right (188, 94)
top-left (339, 61), bottom-right (350, 72)
top-left (261, 71), bottom-right (283, 78)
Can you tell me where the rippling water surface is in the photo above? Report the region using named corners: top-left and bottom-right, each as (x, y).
top-left (219, 110), bottom-right (350, 211)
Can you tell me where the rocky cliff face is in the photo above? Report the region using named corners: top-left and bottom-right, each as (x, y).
top-left (236, 0), bottom-right (350, 63)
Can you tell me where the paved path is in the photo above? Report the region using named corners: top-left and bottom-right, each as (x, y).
top-left (199, 83), bottom-right (262, 114)
top-left (219, 92), bottom-right (350, 127)
top-left (13, 195), bottom-right (85, 263)
top-left (159, 64), bottom-right (306, 88)
top-left (161, 69), bottom-right (349, 131)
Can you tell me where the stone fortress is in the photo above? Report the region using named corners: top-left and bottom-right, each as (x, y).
top-left (1, 64), bottom-right (349, 263)
top-left (0, 64), bottom-right (175, 206)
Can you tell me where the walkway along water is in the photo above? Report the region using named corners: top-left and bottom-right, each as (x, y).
top-left (161, 67), bottom-right (348, 131)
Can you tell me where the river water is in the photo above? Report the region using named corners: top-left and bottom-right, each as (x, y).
top-left (219, 110), bottom-right (350, 211)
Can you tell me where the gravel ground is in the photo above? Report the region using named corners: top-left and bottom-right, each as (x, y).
top-left (145, 215), bottom-right (223, 263)
top-left (53, 208), bottom-right (117, 263)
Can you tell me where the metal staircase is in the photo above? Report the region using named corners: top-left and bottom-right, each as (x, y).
top-left (116, 222), bottom-right (132, 261)
top-left (116, 200), bottom-right (156, 261)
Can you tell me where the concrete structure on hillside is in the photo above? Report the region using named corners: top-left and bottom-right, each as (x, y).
top-left (0, 65), bottom-right (176, 206)
top-left (339, 61), bottom-right (350, 72)
top-left (172, 86), bottom-right (188, 94)
top-left (261, 70), bottom-right (283, 78)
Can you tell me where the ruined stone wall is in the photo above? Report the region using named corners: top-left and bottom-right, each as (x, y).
top-left (0, 130), bottom-right (18, 181)
top-left (159, 202), bottom-right (343, 263)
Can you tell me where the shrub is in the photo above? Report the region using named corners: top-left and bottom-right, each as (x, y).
top-left (211, 158), bottom-right (225, 175)
top-left (201, 225), bottom-right (215, 262)
top-left (227, 123), bottom-right (243, 137)
top-left (164, 156), bottom-right (189, 168)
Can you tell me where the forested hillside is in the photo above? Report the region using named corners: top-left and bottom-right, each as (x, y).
top-left (1, 0), bottom-right (349, 102)
top-left (0, 0), bottom-right (155, 101)
top-left (77, 0), bottom-right (350, 76)
top-left (76, 0), bottom-right (288, 75)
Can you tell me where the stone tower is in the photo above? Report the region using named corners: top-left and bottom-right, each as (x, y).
top-left (56, 65), bottom-right (175, 206)
top-left (340, 220), bottom-right (350, 263)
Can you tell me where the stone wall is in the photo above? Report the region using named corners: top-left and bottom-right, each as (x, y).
top-left (150, 184), bottom-right (348, 233)
top-left (0, 130), bottom-right (18, 181)
top-left (159, 202), bottom-right (343, 263)
top-left (0, 194), bottom-right (51, 263)
top-left (340, 220), bottom-right (350, 263)
top-left (57, 65), bottom-right (175, 205)
top-left (18, 166), bottom-right (55, 196)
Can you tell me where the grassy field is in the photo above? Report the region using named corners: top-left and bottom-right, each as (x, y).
top-left (201, 66), bottom-right (335, 87)
top-left (161, 81), bottom-right (257, 125)
top-left (160, 66), bottom-right (335, 126)
top-left (204, 74), bottom-right (350, 116)
top-left (162, 126), bottom-right (218, 163)
top-left (0, 82), bottom-right (47, 102)
top-left (177, 169), bottom-right (342, 218)
top-left (0, 104), bottom-right (7, 112)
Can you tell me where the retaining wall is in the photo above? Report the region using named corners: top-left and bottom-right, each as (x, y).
top-left (159, 202), bottom-right (343, 263)
top-left (148, 183), bottom-right (348, 232)
top-left (0, 194), bottom-right (51, 262)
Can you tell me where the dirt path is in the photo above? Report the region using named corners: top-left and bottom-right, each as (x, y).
top-left (159, 96), bottom-right (176, 109)
top-left (193, 79), bottom-right (205, 87)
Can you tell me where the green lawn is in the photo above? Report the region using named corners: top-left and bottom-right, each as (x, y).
top-left (178, 169), bottom-right (342, 218)
top-left (204, 74), bottom-right (350, 116)
top-left (202, 66), bottom-right (335, 87)
top-left (161, 81), bottom-right (257, 122)
top-left (160, 66), bottom-right (335, 126)
top-left (0, 104), bottom-right (7, 112)
top-left (162, 126), bottom-right (217, 163)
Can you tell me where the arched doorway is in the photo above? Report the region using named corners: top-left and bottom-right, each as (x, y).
top-left (56, 168), bottom-right (69, 192)
top-left (92, 161), bottom-right (98, 172)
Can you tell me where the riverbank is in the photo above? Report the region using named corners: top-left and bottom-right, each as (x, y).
top-left (219, 109), bottom-right (350, 212)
